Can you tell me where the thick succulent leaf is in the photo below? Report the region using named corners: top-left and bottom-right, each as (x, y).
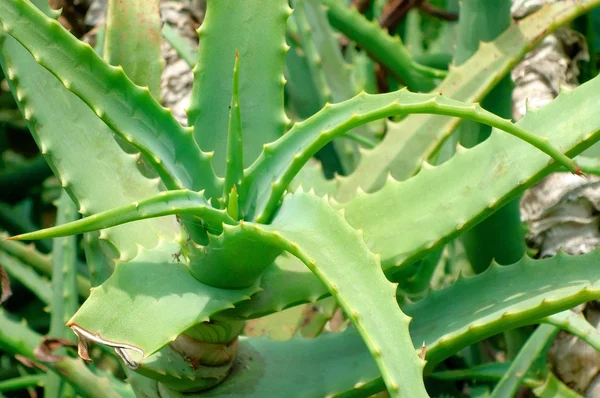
top-left (337, 0), bottom-right (600, 199)
top-left (245, 89), bottom-right (577, 223)
top-left (0, 10), bottom-right (175, 261)
top-left (321, 0), bottom-right (432, 91)
top-left (9, 190), bottom-right (234, 241)
top-left (404, 251), bottom-right (600, 365)
top-left (0, 0), bottom-right (220, 196)
top-left (68, 242), bottom-right (259, 368)
top-left (251, 191), bottom-right (427, 397)
top-left (543, 310), bottom-right (600, 351)
top-left (217, 253), bottom-right (329, 319)
top-left (251, 248), bottom-right (600, 396)
top-left (339, 75), bottom-right (600, 276)
top-left (104, 0), bottom-right (163, 100)
top-left (490, 325), bottom-right (558, 398)
top-left (188, 0), bottom-right (290, 175)
top-left (219, 247), bottom-right (600, 396)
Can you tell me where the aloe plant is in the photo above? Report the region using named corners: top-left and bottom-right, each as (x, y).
top-left (1, 0), bottom-right (600, 397)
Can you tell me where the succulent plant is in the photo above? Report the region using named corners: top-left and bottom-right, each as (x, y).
top-left (1, 0), bottom-right (600, 397)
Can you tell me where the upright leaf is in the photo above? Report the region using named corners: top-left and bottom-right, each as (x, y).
top-left (104, 0), bottom-right (164, 100)
top-left (188, 0), bottom-right (291, 175)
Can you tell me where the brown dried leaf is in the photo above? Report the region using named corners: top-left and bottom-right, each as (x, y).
top-left (0, 265), bottom-right (11, 305)
top-left (33, 337), bottom-right (77, 363)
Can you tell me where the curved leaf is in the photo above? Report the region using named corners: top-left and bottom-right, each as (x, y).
top-left (250, 191), bottom-right (427, 397)
top-left (68, 242), bottom-right (259, 368)
top-left (0, 0), bottom-right (220, 196)
top-left (339, 74), bottom-right (600, 276)
top-left (245, 89), bottom-right (578, 223)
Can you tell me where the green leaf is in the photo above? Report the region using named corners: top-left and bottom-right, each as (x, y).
top-left (337, 0), bottom-right (600, 199)
top-left (339, 75), bottom-right (600, 275)
top-left (218, 252), bottom-right (329, 319)
top-left (246, 89), bottom-right (578, 223)
top-left (252, 191), bottom-right (427, 397)
top-left (104, 0), bottom-right (163, 100)
top-left (227, 249), bottom-right (600, 395)
top-left (68, 242), bottom-right (259, 367)
top-left (0, 7), bottom-right (176, 261)
top-left (0, 0), bottom-right (220, 196)
top-left (188, 0), bottom-right (291, 175)
top-left (543, 310), bottom-right (600, 352)
top-left (9, 190), bottom-right (235, 242)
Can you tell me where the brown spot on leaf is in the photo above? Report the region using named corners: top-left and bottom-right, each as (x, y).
top-left (34, 337), bottom-right (77, 363)
top-left (0, 265), bottom-right (12, 305)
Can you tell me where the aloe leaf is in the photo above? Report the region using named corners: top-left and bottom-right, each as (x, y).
top-left (68, 241), bottom-right (259, 368)
top-left (339, 75), bottom-right (600, 275)
top-left (246, 90), bottom-right (579, 223)
top-left (8, 190), bottom-right (235, 242)
top-left (224, 52), bottom-right (244, 210)
top-left (104, 0), bottom-right (163, 100)
top-left (543, 310), bottom-right (600, 352)
top-left (0, 309), bottom-right (133, 398)
top-left (161, 23), bottom-right (197, 69)
top-left (490, 325), bottom-right (559, 398)
top-left (218, 252), bottom-right (329, 319)
top-left (226, 248), bottom-right (600, 396)
top-left (188, 0), bottom-right (290, 175)
top-left (321, 0), bottom-right (432, 91)
top-left (252, 191), bottom-right (427, 397)
top-left (0, 0), bottom-right (219, 196)
top-left (337, 0), bottom-right (600, 199)
top-left (0, 4), bottom-right (178, 262)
